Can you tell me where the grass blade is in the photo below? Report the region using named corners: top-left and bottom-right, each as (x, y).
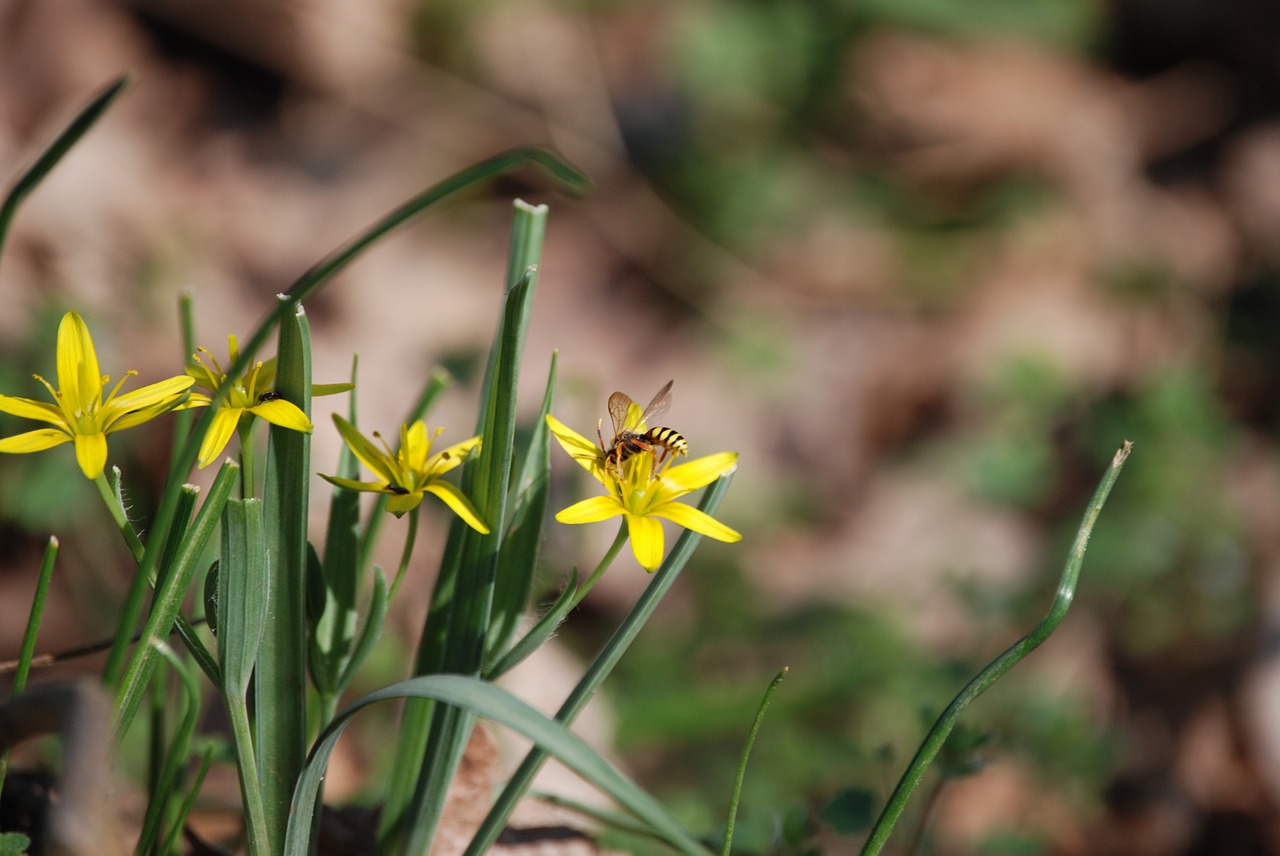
top-left (258, 299), bottom-right (312, 849)
top-left (858, 442), bottom-right (1132, 856)
top-left (0, 76), bottom-right (128, 263)
top-left (486, 351), bottom-right (557, 663)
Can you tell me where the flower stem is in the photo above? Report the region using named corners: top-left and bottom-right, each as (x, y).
top-left (388, 510), bottom-right (420, 602)
top-left (95, 470), bottom-right (144, 563)
top-left (566, 522), bottom-right (629, 611)
top-left (858, 442), bottom-right (1132, 856)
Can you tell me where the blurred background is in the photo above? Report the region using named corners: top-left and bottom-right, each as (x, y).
top-left (4, 0), bottom-right (1280, 853)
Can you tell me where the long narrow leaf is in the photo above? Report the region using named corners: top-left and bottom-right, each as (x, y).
top-left (259, 299), bottom-right (313, 848)
top-left (284, 675), bottom-right (711, 856)
top-left (487, 351), bottom-right (557, 661)
top-left (313, 355), bottom-right (361, 700)
top-left (0, 76), bottom-right (128, 262)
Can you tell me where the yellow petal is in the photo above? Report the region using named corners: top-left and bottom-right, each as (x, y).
top-left (385, 490), bottom-right (426, 517)
top-left (0, 394), bottom-right (66, 426)
top-left (625, 513), bottom-right (664, 571)
top-left (176, 392), bottom-right (213, 409)
top-left (402, 422), bottom-right (430, 474)
top-left (105, 375), bottom-right (195, 416)
top-left (546, 414), bottom-right (607, 479)
top-left (650, 502), bottom-right (742, 543)
top-left (198, 407), bottom-right (244, 468)
top-left (74, 432), bottom-right (108, 479)
top-left (57, 312), bottom-right (102, 411)
top-left (249, 398), bottom-right (312, 432)
top-left (430, 435), bottom-right (481, 476)
top-left (109, 397), bottom-right (191, 433)
top-left (332, 414), bottom-right (396, 485)
top-left (0, 428), bottom-right (71, 453)
top-left (555, 495), bottom-right (623, 525)
top-left (425, 482), bottom-right (490, 533)
top-left (660, 452), bottom-right (739, 496)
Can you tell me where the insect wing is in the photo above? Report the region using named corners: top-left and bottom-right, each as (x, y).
top-left (636, 380), bottom-right (673, 432)
top-left (607, 391), bottom-right (638, 440)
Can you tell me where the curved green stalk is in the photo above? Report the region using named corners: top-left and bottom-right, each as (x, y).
top-left (566, 523), bottom-right (629, 612)
top-left (95, 470), bottom-right (144, 562)
top-left (722, 668), bottom-right (788, 856)
top-left (859, 441), bottom-right (1132, 856)
top-left (388, 510), bottom-right (420, 602)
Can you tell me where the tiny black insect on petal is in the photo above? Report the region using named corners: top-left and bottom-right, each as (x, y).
top-left (388, 485), bottom-right (410, 495)
top-left (258, 391), bottom-right (283, 403)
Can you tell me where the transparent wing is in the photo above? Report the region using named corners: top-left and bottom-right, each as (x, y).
top-left (636, 380), bottom-right (673, 429)
top-left (607, 391), bottom-right (638, 438)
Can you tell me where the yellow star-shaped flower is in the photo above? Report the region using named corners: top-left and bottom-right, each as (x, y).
top-left (320, 414), bottom-right (489, 528)
top-left (183, 335), bottom-right (351, 468)
top-left (546, 414), bottom-right (740, 571)
top-left (0, 311), bottom-right (193, 479)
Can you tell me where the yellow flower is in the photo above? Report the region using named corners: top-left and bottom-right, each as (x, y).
top-left (183, 335), bottom-right (351, 468)
top-left (0, 311), bottom-right (194, 479)
top-left (320, 414), bottom-right (489, 528)
top-left (547, 414), bottom-right (740, 571)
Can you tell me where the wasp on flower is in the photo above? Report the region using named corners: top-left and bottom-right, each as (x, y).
top-left (598, 380), bottom-right (688, 478)
top-left (547, 408), bottom-right (740, 572)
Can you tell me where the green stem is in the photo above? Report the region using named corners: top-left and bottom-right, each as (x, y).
top-left (722, 668), bottom-right (787, 856)
top-left (388, 510), bottom-right (420, 602)
top-left (95, 470), bottom-right (144, 563)
top-left (858, 441), bottom-right (1132, 856)
top-left (565, 523), bottom-right (629, 611)
top-left (0, 536), bottom-right (59, 803)
top-left (226, 693), bottom-right (272, 856)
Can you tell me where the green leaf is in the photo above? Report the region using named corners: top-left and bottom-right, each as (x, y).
top-left (258, 298), bottom-right (313, 849)
top-left (0, 76), bottom-right (128, 263)
top-left (284, 676), bottom-right (711, 856)
top-left (312, 356), bottom-right (362, 697)
top-left (486, 352), bottom-right (556, 662)
top-left (217, 499), bottom-right (269, 700)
